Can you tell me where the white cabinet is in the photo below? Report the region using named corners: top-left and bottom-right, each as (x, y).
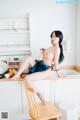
top-left (54, 79), bottom-right (80, 117)
top-left (1, 79), bottom-right (80, 119)
top-left (0, 81), bottom-right (22, 120)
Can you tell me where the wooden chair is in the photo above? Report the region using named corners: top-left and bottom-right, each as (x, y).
top-left (23, 79), bottom-right (62, 120)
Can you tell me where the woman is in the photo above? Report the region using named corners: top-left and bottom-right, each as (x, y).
top-left (11, 30), bottom-right (64, 104)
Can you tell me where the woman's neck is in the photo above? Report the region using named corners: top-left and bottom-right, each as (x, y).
top-left (52, 43), bottom-right (59, 48)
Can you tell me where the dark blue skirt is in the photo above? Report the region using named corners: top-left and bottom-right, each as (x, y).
top-left (28, 60), bottom-right (50, 74)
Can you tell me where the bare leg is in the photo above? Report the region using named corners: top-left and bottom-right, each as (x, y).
top-left (25, 69), bottom-right (52, 104)
top-left (11, 55), bottom-right (36, 80)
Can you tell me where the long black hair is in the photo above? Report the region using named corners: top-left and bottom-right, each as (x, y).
top-left (50, 30), bottom-right (64, 64)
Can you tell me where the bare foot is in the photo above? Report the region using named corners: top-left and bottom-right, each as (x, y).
top-left (10, 74), bottom-right (20, 80)
top-left (37, 92), bottom-right (46, 105)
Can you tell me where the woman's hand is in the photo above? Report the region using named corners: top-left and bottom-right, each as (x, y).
top-left (57, 72), bottom-right (66, 78)
top-left (56, 72), bottom-right (61, 77)
top-left (36, 48), bottom-right (46, 60)
top-left (40, 48), bottom-right (46, 53)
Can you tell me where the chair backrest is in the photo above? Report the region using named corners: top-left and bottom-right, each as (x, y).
top-left (23, 79), bottom-right (40, 119)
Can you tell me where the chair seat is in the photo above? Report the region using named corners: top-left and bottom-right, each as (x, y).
top-left (30, 102), bottom-right (61, 120)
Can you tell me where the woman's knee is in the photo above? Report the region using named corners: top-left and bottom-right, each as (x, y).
top-left (26, 55), bottom-right (36, 67)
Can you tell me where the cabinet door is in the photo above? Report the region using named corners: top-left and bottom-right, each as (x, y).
top-left (50, 81), bottom-right (56, 104)
top-left (0, 81), bottom-right (22, 120)
top-left (18, 81), bottom-right (31, 120)
top-left (55, 79), bottom-right (80, 117)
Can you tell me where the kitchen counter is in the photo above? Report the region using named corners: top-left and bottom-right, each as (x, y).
top-left (0, 66), bottom-right (80, 82)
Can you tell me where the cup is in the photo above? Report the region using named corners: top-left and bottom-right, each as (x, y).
top-left (5, 73), bottom-right (10, 79)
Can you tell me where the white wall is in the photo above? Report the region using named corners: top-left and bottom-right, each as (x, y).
top-left (0, 0), bottom-right (77, 66)
top-left (76, 5), bottom-right (80, 67)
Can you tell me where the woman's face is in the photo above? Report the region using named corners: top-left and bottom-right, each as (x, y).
top-left (51, 32), bottom-right (59, 45)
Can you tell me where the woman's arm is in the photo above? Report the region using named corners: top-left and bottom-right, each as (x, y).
top-left (36, 51), bottom-right (43, 60)
top-left (35, 48), bottom-right (46, 60)
top-left (54, 49), bottom-right (61, 77)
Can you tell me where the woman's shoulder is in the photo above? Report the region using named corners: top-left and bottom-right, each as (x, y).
top-left (56, 47), bottom-right (60, 55)
top-left (53, 46), bottom-right (60, 54)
